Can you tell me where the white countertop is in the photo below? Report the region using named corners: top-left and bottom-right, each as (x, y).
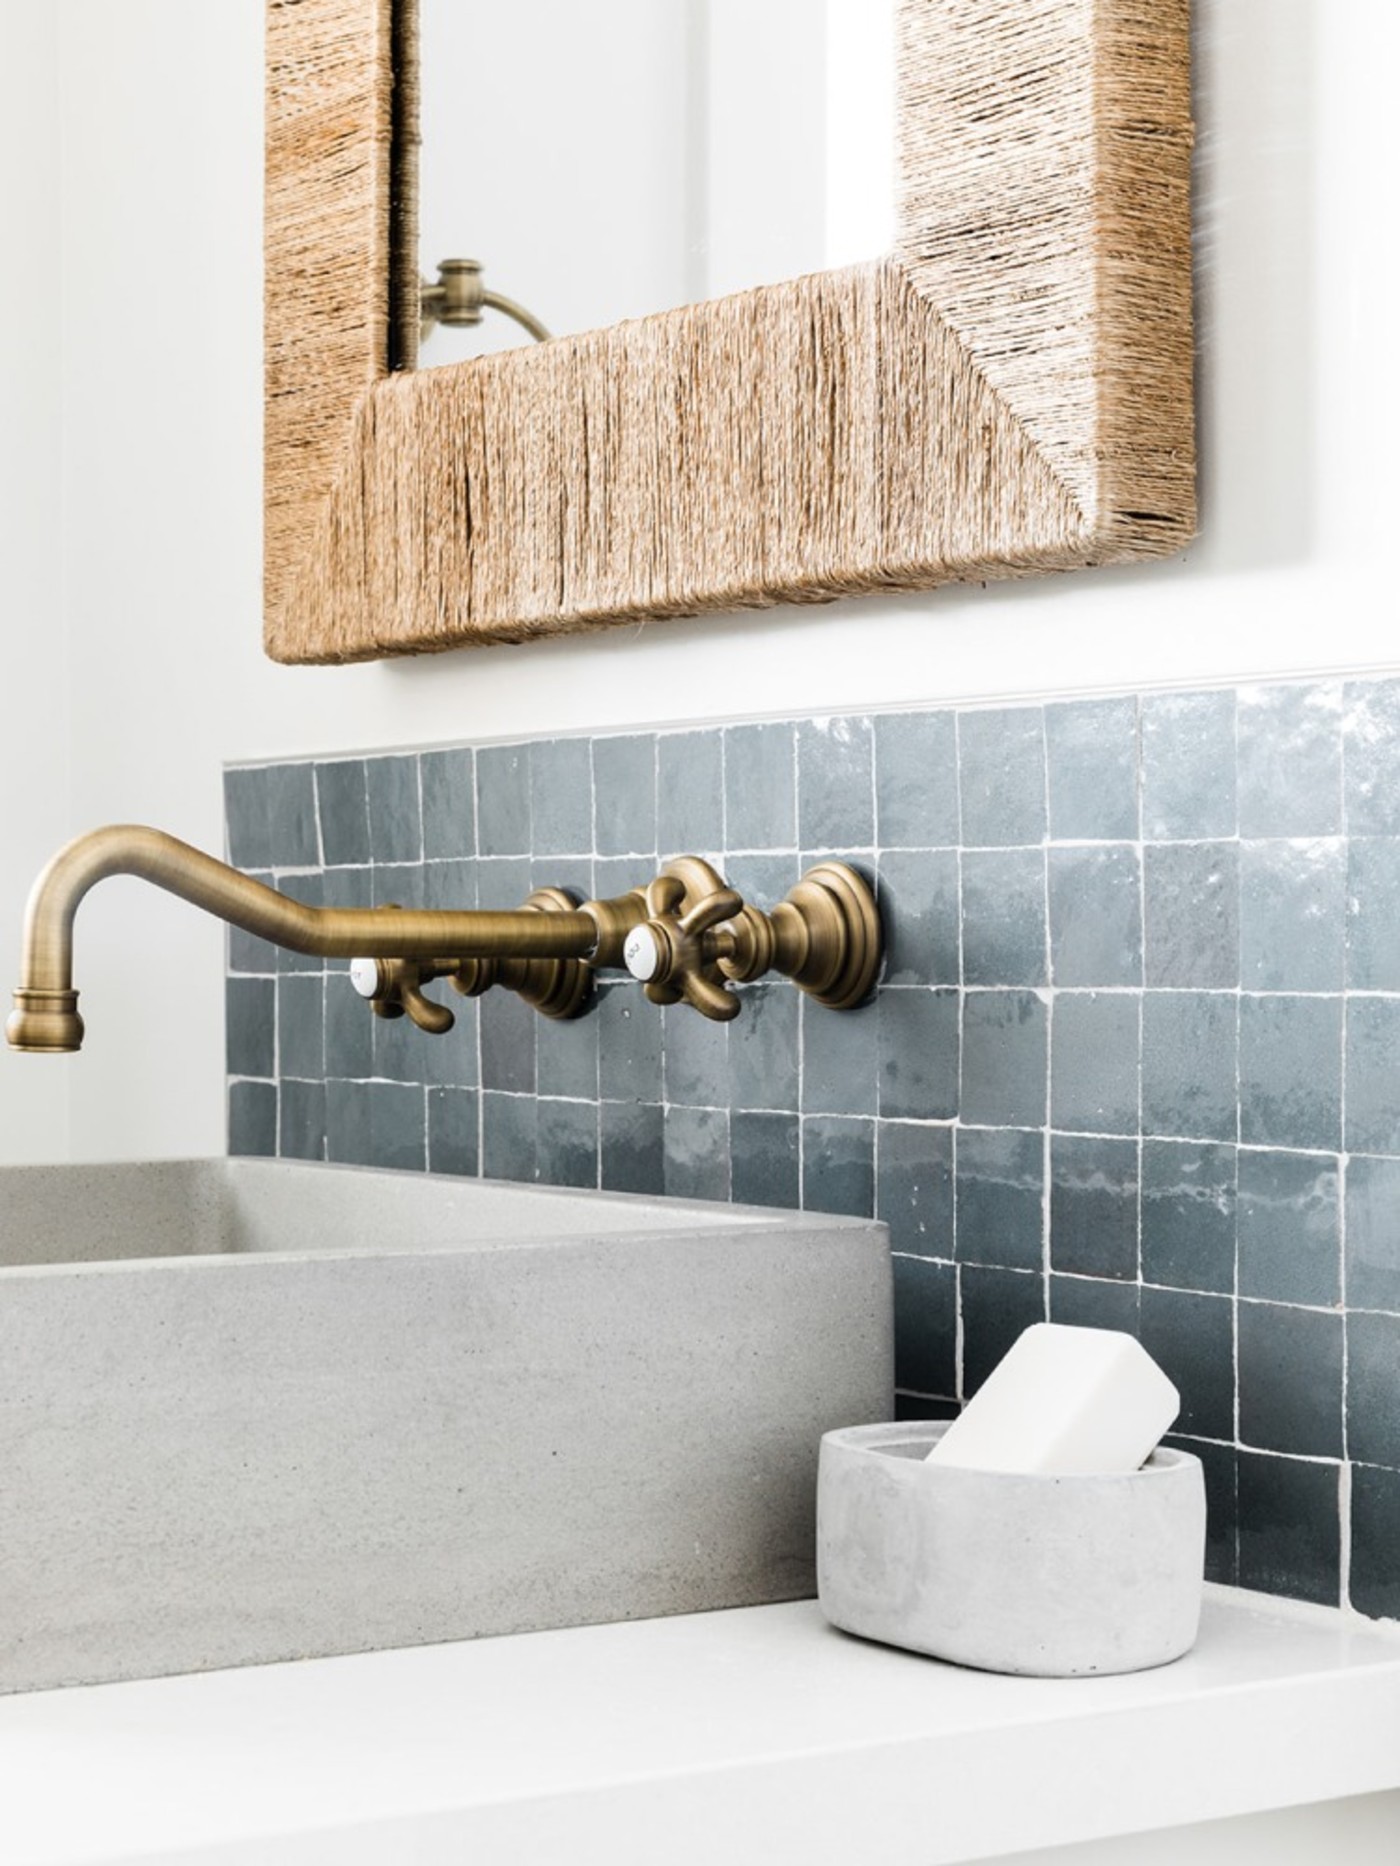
top-left (3, 1587), bottom-right (1399, 1866)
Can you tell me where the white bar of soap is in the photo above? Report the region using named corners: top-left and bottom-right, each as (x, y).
top-left (925, 1324), bottom-right (1180, 1475)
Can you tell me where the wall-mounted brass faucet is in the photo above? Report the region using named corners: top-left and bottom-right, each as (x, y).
top-left (5, 828), bottom-right (881, 1054)
top-left (420, 258), bottom-right (551, 345)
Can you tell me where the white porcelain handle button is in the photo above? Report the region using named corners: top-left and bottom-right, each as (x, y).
top-left (623, 926), bottom-right (661, 982)
top-left (349, 958), bottom-right (383, 999)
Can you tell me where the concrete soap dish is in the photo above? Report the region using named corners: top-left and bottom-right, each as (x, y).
top-left (817, 1421), bottom-right (1206, 1678)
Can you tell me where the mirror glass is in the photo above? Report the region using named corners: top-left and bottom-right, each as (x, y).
top-left (416, 0), bottom-right (895, 365)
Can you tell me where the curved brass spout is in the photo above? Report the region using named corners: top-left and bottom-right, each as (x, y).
top-left (7, 827), bottom-right (882, 1056)
top-left (6, 826), bottom-right (610, 1054)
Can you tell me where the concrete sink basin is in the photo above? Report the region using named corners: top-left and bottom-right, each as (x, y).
top-left (0, 1160), bottom-right (891, 1694)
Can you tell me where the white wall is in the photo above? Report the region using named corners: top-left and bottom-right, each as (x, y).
top-left (2, 0), bottom-right (1397, 1164)
top-left (0, 0), bottom-right (70, 1164)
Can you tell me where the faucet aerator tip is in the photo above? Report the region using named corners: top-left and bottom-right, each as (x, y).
top-left (6, 990), bottom-right (84, 1054)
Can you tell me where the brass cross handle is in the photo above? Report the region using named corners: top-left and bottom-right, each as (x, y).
top-left (622, 875), bottom-right (747, 1022)
top-left (619, 858), bottom-right (883, 1023)
top-left (349, 956), bottom-right (457, 1033)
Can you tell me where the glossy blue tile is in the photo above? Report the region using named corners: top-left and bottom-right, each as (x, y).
top-left (1168, 1435), bottom-right (1238, 1585)
top-left (537, 1097), bottom-right (598, 1190)
top-left (955, 1127), bottom-right (1043, 1271)
top-left (875, 711), bottom-right (959, 848)
top-left (1345, 997), bottom-right (1400, 1156)
top-left (1139, 1286), bottom-right (1235, 1440)
top-left (278, 1079), bottom-right (325, 1162)
top-left (531, 854), bottom-right (592, 904)
top-left (877, 989), bottom-right (959, 1121)
top-left (1351, 1465), bottom-right (1400, 1619)
top-left (658, 731), bottom-right (724, 856)
top-left (427, 1087), bottom-right (479, 1177)
top-left (876, 1122), bottom-right (954, 1258)
top-left (597, 983), bottom-right (662, 1104)
top-left (893, 1256), bottom-right (958, 1397)
top-left (420, 748), bottom-right (475, 859)
top-left (224, 766), bottom-right (274, 870)
top-left (961, 848), bottom-right (1046, 986)
top-left (1237, 1149), bottom-right (1339, 1307)
top-left (314, 760), bottom-right (370, 867)
top-left (366, 755), bottom-right (422, 865)
top-left (729, 984), bottom-right (799, 1111)
top-left (370, 989), bottom-right (426, 1087)
top-left (1048, 846), bottom-right (1142, 987)
top-left (1345, 838), bottom-right (1400, 989)
top-left (600, 1101), bottom-right (665, 1197)
top-left (530, 737), bottom-right (593, 856)
top-left (894, 1393), bottom-right (960, 1423)
top-left (957, 706), bottom-right (1045, 848)
top-left (326, 1080), bottom-right (424, 1173)
top-left (798, 716), bottom-right (874, 851)
top-left (1049, 1275), bottom-right (1141, 1336)
top-left (477, 744), bottom-right (532, 856)
top-left (1141, 1139), bottom-right (1236, 1294)
top-left (725, 722), bottom-right (796, 851)
top-left (805, 993), bottom-right (877, 1115)
top-left (1237, 1451), bottom-right (1340, 1606)
top-left (664, 1003), bottom-right (729, 1109)
top-left (1050, 1135), bottom-right (1138, 1281)
top-left (731, 1111), bottom-right (800, 1209)
top-left (535, 1000), bottom-right (598, 1102)
top-left (480, 988), bottom-right (536, 1096)
top-left (1143, 842), bottom-right (1239, 989)
top-left (1141, 991), bottom-right (1237, 1141)
top-left (324, 968), bottom-right (374, 1081)
top-left (276, 974), bottom-right (324, 1081)
top-left (226, 976), bottom-right (274, 1080)
top-left (1346, 1311), bottom-right (1400, 1470)
top-left (723, 852), bottom-right (801, 915)
top-left (960, 990), bottom-right (1046, 1129)
top-left (1239, 839), bottom-right (1344, 992)
top-left (481, 1092), bottom-right (538, 1183)
top-left (663, 1104), bottom-right (729, 1201)
top-left (1239, 995), bottom-right (1341, 1151)
top-left (593, 735), bottom-right (656, 856)
top-left (878, 848), bottom-right (959, 987)
top-left (1343, 681), bottom-right (1400, 835)
top-left (228, 1080), bottom-right (277, 1158)
top-left (1345, 1154), bottom-right (1400, 1314)
top-left (422, 858), bottom-right (477, 913)
top-left (1050, 992), bottom-right (1139, 1136)
top-left (1045, 697), bottom-right (1138, 842)
top-left (1238, 1302), bottom-right (1344, 1458)
top-left (370, 862), bottom-right (425, 909)
top-left (1141, 690), bottom-right (1236, 840)
top-left (1237, 683), bottom-right (1342, 839)
top-left (802, 1116), bottom-right (874, 1218)
top-left (264, 764), bottom-right (322, 870)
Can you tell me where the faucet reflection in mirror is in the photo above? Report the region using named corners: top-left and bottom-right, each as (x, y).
top-left (419, 258), bottom-right (552, 348)
top-left (6, 827), bottom-right (881, 1053)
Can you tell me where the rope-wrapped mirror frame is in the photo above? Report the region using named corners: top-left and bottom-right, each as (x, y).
top-left (264, 0), bottom-right (1194, 665)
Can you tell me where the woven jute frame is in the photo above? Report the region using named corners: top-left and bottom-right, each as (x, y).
top-left (265, 0), bottom-right (1194, 664)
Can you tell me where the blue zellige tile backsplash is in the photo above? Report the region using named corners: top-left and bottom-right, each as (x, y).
top-left (225, 677), bottom-right (1400, 1623)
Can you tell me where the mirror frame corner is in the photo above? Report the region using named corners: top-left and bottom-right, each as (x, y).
top-left (265, 0), bottom-right (1195, 666)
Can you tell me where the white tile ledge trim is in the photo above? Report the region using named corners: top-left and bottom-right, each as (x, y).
top-left (3, 1587), bottom-right (1398, 1866)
